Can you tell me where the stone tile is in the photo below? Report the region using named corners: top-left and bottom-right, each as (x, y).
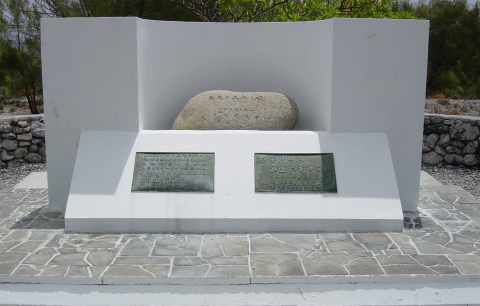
top-left (251, 253), bottom-right (304, 277)
top-left (173, 256), bottom-right (207, 266)
top-left (324, 240), bottom-right (366, 252)
top-left (39, 221), bottom-right (64, 229)
top-left (220, 240), bottom-right (249, 256)
top-left (142, 265), bottom-right (170, 277)
top-left (439, 221), bottom-right (469, 232)
top-left (250, 236), bottom-right (300, 253)
top-left (114, 256), bottom-right (171, 265)
top-left (152, 246), bottom-right (198, 256)
top-left (2, 229), bottom-right (30, 241)
top-left (389, 233), bottom-right (410, 243)
top-left (345, 257), bottom-right (384, 275)
top-left (448, 254), bottom-right (480, 274)
top-left (444, 242), bottom-right (478, 253)
top-left (49, 253), bottom-right (89, 266)
top-left (120, 239), bottom-right (154, 256)
top-left (429, 265), bottom-right (461, 274)
top-left (352, 233), bottom-right (393, 250)
top-left (43, 234), bottom-right (64, 248)
top-left (414, 241), bottom-right (462, 255)
top-left (78, 240), bottom-right (117, 249)
top-left (321, 252), bottom-right (370, 265)
top-left (383, 264), bottom-right (437, 275)
top-left (376, 255), bottom-right (417, 265)
top-left (29, 230), bottom-right (56, 241)
top-left (103, 265), bottom-right (153, 277)
top-left (22, 253), bottom-right (52, 265)
top-left (320, 233), bottom-right (351, 241)
top-left (178, 235), bottom-right (204, 252)
top-left (411, 254), bottom-right (454, 266)
top-left (0, 252), bottom-right (28, 262)
top-left (91, 266), bottom-right (107, 277)
top-left (56, 248), bottom-right (79, 255)
top-left (171, 265), bottom-right (209, 277)
top-left (302, 254), bottom-right (348, 276)
top-left (200, 242), bottom-right (225, 257)
top-left (0, 262), bottom-right (18, 275)
top-left (66, 266), bottom-right (90, 277)
top-left (87, 250), bottom-right (117, 266)
top-left (9, 240), bottom-right (44, 252)
top-left (40, 265), bottom-right (68, 276)
top-left (207, 265), bottom-right (250, 277)
top-left (269, 234), bottom-right (317, 249)
top-left (0, 241), bottom-right (21, 251)
top-left (155, 235), bottom-right (187, 246)
top-left (204, 256), bottom-right (248, 266)
top-left (12, 265), bottom-right (40, 276)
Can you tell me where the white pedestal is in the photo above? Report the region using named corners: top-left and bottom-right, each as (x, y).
top-left (65, 131), bottom-right (403, 233)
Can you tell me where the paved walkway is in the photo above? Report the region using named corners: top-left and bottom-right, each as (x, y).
top-left (0, 172), bottom-right (480, 285)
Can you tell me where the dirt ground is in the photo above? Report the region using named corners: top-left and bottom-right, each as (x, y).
top-left (424, 99), bottom-right (480, 117)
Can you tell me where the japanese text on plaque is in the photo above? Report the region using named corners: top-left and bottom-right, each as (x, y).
top-left (131, 153), bottom-right (214, 192)
top-left (254, 153), bottom-right (337, 193)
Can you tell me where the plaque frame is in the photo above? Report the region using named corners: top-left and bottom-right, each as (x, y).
top-left (131, 152), bottom-right (215, 192)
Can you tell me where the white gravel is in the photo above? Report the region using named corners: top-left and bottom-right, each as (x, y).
top-left (0, 163), bottom-right (47, 190)
top-left (421, 164), bottom-right (480, 200)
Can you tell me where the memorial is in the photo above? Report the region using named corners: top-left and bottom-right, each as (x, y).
top-left (41, 17), bottom-right (429, 233)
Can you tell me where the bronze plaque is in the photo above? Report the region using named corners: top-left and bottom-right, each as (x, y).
top-left (131, 153), bottom-right (214, 192)
top-left (255, 153), bottom-right (337, 193)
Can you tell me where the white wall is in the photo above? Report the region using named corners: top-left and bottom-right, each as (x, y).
top-left (41, 17), bottom-right (141, 210)
top-left (138, 19), bottom-right (333, 131)
top-left (329, 18), bottom-right (429, 211)
top-left (41, 17), bottom-right (428, 212)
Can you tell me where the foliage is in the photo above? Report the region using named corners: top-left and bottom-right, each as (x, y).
top-left (175, 0), bottom-right (412, 22)
top-left (0, 0), bottom-right (42, 114)
top-left (36, 0), bottom-right (201, 21)
top-left (394, 0), bottom-right (480, 98)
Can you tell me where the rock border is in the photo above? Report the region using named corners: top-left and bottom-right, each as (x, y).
top-left (423, 113), bottom-right (480, 168)
top-left (0, 114), bottom-right (46, 169)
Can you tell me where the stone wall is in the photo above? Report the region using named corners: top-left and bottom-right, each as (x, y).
top-left (423, 114), bottom-right (480, 167)
top-left (2, 113), bottom-right (480, 169)
top-left (0, 115), bottom-right (46, 168)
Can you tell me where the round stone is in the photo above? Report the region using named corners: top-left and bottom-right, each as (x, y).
top-left (422, 151), bottom-right (443, 165)
top-left (172, 90), bottom-right (298, 130)
top-left (24, 153), bottom-right (42, 163)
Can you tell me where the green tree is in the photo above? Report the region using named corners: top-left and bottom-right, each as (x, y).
top-left (0, 0), bottom-right (42, 114)
top-left (217, 0), bottom-right (410, 22)
top-left (170, 0), bottom-right (410, 22)
top-left (395, 0), bottom-right (480, 98)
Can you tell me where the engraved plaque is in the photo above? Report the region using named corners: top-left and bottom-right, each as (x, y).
top-left (255, 153), bottom-right (337, 193)
top-left (132, 153), bottom-right (214, 192)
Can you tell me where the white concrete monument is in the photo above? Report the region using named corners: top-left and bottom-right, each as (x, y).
top-left (41, 17), bottom-right (429, 233)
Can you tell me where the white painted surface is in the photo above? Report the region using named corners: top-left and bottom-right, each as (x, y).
top-left (41, 17), bottom-right (429, 212)
top-left (65, 131), bottom-right (403, 233)
top-left (329, 18), bottom-right (429, 211)
top-left (41, 17), bottom-right (140, 210)
top-left (1, 282), bottom-right (480, 305)
top-left (14, 172), bottom-right (48, 189)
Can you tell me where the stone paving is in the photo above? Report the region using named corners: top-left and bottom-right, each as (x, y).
top-left (0, 182), bottom-right (480, 285)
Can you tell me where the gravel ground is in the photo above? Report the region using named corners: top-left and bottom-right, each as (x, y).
top-left (422, 164), bottom-right (480, 200)
top-left (0, 163), bottom-right (47, 190)
top-left (1, 162), bottom-right (478, 201)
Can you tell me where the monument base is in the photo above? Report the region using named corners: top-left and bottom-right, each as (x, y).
top-left (65, 131), bottom-right (403, 233)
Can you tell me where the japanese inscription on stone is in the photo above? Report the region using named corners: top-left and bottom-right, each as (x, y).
top-left (255, 153), bottom-right (337, 193)
top-left (131, 153), bottom-right (214, 192)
